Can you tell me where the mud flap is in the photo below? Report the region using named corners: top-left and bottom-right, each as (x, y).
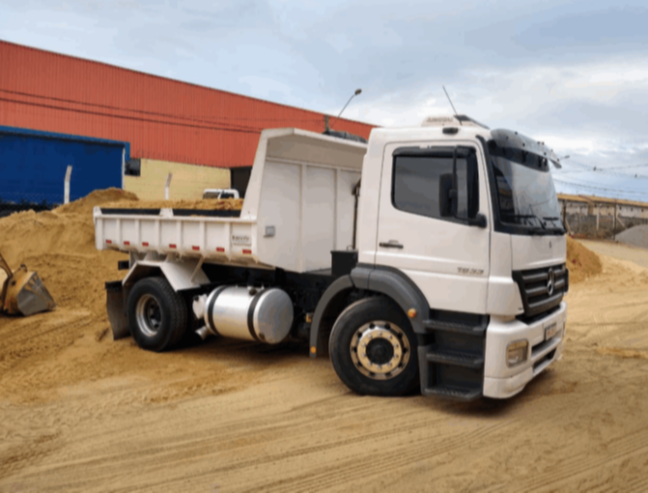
top-left (106, 281), bottom-right (129, 340)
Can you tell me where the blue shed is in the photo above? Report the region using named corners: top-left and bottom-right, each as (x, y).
top-left (0, 126), bottom-right (130, 206)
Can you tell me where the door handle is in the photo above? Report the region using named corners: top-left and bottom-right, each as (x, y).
top-left (379, 240), bottom-right (404, 249)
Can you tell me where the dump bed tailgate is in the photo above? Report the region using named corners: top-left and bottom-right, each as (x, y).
top-left (94, 207), bottom-right (260, 265)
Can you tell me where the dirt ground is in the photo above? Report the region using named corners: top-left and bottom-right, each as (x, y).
top-left (2, 223), bottom-right (648, 491)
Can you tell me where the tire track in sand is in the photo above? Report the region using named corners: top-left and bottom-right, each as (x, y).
top-left (484, 425), bottom-right (648, 493)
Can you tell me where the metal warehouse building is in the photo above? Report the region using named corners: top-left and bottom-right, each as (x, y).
top-left (0, 40), bottom-right (374, 205)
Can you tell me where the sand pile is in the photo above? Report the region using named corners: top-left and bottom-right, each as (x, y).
top-left (1, 193), bottom-right (245, 306)
top-left (615, 224), bottom-right (648, 249)
top-left (55, 188), bottom-right (139, 215)
top-left (0, 189), bottom-right (242, 409)
top-left (567, 236), bottom-right (602, 283)
top-left (0, 188), bottom-right (242, 329)
top-left (101, 198), bottom-right (244, 211)
top-left (0, 188), bottom-right (132, 317)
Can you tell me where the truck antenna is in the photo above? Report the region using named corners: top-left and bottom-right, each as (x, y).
top-left (442, 86), bottom-right (462, 125)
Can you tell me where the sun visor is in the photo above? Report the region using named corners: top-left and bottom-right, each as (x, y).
top-left (490, 129), bottom-right (561, 168)
top-left (421, 114), bottom-right (490, 129)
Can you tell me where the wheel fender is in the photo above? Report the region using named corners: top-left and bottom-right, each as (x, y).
top-left (351, 265), bottom-right (429, 335)
top-left (122, 259), bottom-right (209, 292)
top-left (310, 275), bottom-right (355, 357)
top-left (122, 263), bottom-right (161, 289)
top-left (310, 266), bottom-right (431, 358)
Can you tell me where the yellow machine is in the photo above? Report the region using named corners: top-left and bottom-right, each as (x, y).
top-left (0, 251), bottom-right (56, 316)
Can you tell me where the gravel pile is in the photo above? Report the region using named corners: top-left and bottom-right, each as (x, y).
top-left (615, 225), bottom-right (648, 249)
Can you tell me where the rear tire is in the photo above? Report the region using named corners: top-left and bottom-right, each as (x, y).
top-left (329, 297), bottom-right (419, 396)
top-left (128, 277), bottom-right (188, 352)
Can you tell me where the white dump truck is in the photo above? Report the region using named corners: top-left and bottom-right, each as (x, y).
top-left (95, 115), bottom-right (568, 400)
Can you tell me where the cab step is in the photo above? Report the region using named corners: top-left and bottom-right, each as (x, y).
top-left (422, 386), bottom-right (482, 401)
top-left (423, 319), bottom-right (486, 335)
top-left (426, 350), bottom-right (484, 369)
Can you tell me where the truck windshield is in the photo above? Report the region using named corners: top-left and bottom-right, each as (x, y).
top-left (487, 140), bottom-right (564, 234)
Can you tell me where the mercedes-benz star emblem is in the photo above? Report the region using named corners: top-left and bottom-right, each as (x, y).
top-left (547, 269), bottom-right (555, 296)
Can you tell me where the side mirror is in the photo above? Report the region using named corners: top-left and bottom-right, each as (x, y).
top-left (439, 173), bottom-right (457, 217)
top-left (467, 213), bottom-right (487, 228)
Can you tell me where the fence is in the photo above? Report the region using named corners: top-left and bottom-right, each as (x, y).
top-left (564, 213), bottom-right (648, 239)
top-left (0, 193), bottom-right (57, 218)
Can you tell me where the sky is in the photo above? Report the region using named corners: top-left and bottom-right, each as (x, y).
top-left (1, 0), bottom-right (648, 200)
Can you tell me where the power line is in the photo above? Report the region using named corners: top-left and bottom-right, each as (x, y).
top-left (556, 161), bottom-right (593, 171)
top-left (0, 96), bottom-right (263, 135)
top-left (553, 177), bottom-right (648, 197)
top-left (594, 163), bottom-right (648, 171)
top-left (560, 169), bottom-right (648, 181)
top-left (0, 88), bottom-right (326, 127)
top-left (0, 90), bottom-right (258, 132)
top-left (558, 160), bottom-right (648, 179)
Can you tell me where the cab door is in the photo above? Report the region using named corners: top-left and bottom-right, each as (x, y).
top-left (374, 142), bottom-right (491, 314)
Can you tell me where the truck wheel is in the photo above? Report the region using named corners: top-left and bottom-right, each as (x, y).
top-left (329, 297), bottom-right (419, 396)
top-left (128, 277), bottom-right (188, 352)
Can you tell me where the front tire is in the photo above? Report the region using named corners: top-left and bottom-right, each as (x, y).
top-left (329, 297), bottom-right (419, 396)
top-left (128, 277), bottom-right (188, 352)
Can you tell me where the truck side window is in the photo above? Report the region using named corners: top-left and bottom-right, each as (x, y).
top-left (392, 148), bottom-right (479, 221)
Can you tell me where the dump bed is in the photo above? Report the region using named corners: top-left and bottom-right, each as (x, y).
top-left (94, 128), bottom-right (366, 273)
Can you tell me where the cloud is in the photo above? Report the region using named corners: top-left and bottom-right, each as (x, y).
top-left (1, 0), bottom-right (647, 199)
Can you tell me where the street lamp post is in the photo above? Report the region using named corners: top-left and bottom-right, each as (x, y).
top-left (330, 88), bottom-right (362, 130)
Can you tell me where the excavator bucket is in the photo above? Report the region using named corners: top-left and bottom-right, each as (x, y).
top-left (0, 252), bottom-right (56, 316)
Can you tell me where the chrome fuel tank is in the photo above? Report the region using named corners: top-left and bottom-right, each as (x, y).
top-left (203, 286), bottom-right (294, 344)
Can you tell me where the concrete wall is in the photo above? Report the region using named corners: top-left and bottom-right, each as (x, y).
top-left (565, 213), bottom-right (648, 238)
top-left (560, 197), bottom-right (648, 238)
top-left (560, 199), bottom-right (648, 220)
top-left (124, 159), bottom-right (230, 201)
top-left (562, 202), bottom-right (589, 215)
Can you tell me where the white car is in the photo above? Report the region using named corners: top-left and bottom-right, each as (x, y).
top-left (202, 189), bottom-right (240, 199)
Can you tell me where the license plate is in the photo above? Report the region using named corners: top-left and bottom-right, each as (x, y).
top-left (545, 323), bottom-right (559, 340)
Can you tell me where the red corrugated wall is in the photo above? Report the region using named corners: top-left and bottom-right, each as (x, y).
top-left (0, 41), bottom-right (376, 168)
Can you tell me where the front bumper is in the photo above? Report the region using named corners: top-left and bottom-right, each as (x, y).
top-left (483, 302), bottom-right (567, 399)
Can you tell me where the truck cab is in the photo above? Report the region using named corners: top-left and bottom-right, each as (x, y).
top-left (350, 115), bottom-right (567, 399)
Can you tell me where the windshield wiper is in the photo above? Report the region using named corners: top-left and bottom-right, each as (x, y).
top-left (502, 213), bottom-right (546, 229)
top-left (543, 216), bottom-right (566, 234)
top-left (543, 216), bottom-right (561, 224)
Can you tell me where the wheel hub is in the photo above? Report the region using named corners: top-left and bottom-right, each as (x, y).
top-left (366, 338), bottom-right (394, 365)
top-left (350, 321), bottom-right (410, 380)
top-left (136, 294), bottom-right (162, 337)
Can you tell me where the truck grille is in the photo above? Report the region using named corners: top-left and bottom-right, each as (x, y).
top-left (513, 264), bottom-right (568, 321)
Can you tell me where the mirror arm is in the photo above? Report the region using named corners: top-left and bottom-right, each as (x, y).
top-left (466, 213), bottom-right (487, 228)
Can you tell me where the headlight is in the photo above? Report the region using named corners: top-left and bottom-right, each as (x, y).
top-left (507, 340), bottom-right (528, 367)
